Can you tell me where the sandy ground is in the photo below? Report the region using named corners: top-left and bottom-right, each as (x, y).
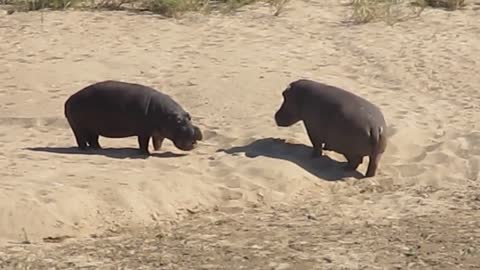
top-left (0, 0), bottom-right (479, 268)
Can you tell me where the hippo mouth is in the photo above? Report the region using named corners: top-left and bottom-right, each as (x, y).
top-left (275, 110), bottom-right (297, 127)
top-left (173, 138), bottom-right (198, 151)
top-left (170, 124), bottom-right (202, 151)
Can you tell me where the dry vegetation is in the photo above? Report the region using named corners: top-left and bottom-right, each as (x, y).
top-left (349, 0), bottom-right (467, 24)
top-left (0, 0), bottom-right (289, 17)
top-left (0, 0), bottom-right (468, 19)
top-left (2, 199), bottom-right (480, 269)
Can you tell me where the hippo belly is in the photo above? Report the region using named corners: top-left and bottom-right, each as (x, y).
top-left (68, 107), bottom-right (149, 138)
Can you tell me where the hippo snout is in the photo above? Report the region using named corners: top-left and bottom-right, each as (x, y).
top-left (172, 124), bottom-right (202, 151)
top-left (274, 107), bottom-right (298, 127)
top-left (193, 125), bottom-right (203, 141)
top-left (274, 110), bottom-right (286, 126)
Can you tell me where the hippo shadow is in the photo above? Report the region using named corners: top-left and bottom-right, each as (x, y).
top-left (220, 137), bottom-right (364, 181)
top-left (25, 146), bottom-right (186, 159)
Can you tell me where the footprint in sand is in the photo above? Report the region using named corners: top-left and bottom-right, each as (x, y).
top-left (74, 183), bottom-right (90, 189)
top-left (394, 109), bottom-right (409, 120)
top-left (424, 152), bottom-right (450, 164)
top-left (0, 117), bottom-right (34, 129)
top-left (37, 189), bottom-right (55, 204)
top-left (210, 161), bottom-right (234, 177)
top-left (224, 176), bottom-right (242, 189)
top-left (0, 183), bottom-right (14, 191)
top-left (48, 89), bottom-right (64, 100)
top-left (396, 164), bottom-right (427, 178)
top-left (218, 186), bottom-right (244, 201)
top-left (37, 117), bottom-right (68, 129)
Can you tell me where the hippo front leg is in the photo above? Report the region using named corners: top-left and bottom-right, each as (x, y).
top-left (137, 134), bottom-right (151, 155)
top-left (151, 135), bottom-right (164, 151)
top-left (304, 123), bottom-right (324, 158)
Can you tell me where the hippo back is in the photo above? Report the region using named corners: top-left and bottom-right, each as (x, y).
top-left (64, 80), bottom-right (180, 137)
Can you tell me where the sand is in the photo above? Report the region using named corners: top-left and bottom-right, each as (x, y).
top-left (0, 0), bottom-right (479, 268)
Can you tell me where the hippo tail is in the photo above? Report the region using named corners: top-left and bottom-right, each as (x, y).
top-left (369, 126), bottom-right (387, 154)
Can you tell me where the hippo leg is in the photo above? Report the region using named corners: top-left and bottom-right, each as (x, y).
top-left (87, 133), bottom-right (101, 149)
top-left (137, 134), bottom-right (151, 155)
top-left (365, 152), bottom-right (383, 177)
top-left (305, 124), bottom-right (323, 158)
top-left (152, 135), bottom-right (164, 151)
top-left (69, 124), bottom-right (88, 150)
top-left (344, 154), bottom-right (363, 171)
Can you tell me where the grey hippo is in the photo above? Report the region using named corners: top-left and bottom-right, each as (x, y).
top-left (274, 79), bottom-right (387, 177)
top-left (64, 80), bottom-right (203, 155)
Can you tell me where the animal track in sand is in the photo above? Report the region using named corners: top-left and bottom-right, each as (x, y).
top-left (218, 186), bottom-right (244, 201)
top-left (36, 189), bottom-right (55, 204)
top-left (0, 117), bottom-right (68, 129)
top-left (209, 161), bottom-right (234, 177)
top-left (224, 176), bottom-right (242, 189)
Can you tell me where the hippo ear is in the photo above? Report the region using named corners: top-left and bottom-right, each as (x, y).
top-left (282, 85), bottom-right (292, 98)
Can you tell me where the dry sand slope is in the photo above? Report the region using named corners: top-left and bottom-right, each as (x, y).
top-left (0, 0), bottom-right (479, 261)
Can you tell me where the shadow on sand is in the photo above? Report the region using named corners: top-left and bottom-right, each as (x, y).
top-left (220, 137), bottom-right (364, 181)
top-left (25, 146), bottom-right (186, 159)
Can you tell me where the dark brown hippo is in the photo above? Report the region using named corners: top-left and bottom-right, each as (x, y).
top-left (274, 79), bottom-right (387, 177)
top-left (64, 80), bottom-right (203, 155)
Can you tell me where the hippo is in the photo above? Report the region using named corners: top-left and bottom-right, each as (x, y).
top-left (64, 80), bottom-right (203, 155)
top-left (274, 79), bottom-right (387, 177)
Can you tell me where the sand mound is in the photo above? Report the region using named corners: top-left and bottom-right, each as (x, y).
top-left (0, 0), bottom-right (479, 244)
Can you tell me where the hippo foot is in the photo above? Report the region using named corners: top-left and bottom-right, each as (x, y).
top-left (343, 164), bottom-right (358, 171)
top-left (310, 149), bottom-right (323, 159)
top-left (138, 149), bottom-right (151, 156)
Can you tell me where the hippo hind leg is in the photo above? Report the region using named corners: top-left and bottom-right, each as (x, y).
top-left (365, 152), bottom-right (383, 177)
top-left (87, 133), bottom-right (101, 149)
top-left (344, 154), bottom-right (363, 171)
top-left (73, 131), bottom-right (88, 150)
top-left (67, 120), bottom-right (88, 150)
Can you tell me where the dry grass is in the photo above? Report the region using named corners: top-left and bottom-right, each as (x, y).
top-left (1, 0), bottom-right (290, 17)
top-left (2, 201), bottom-right (480, 269)
top-left (265, 0), bottom-right (289, 16)
top-left (349, 0), bottom-right (467, 24)
top-left (0, 0), bottom-right (465, 20)
top-left (422, 0), bottom-right (466, 9)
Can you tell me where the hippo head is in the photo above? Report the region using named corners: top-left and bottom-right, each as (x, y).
top-left (274, 84), bottom-right (302, 127)
top-left (159, 112), bottom-right (203, 151)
